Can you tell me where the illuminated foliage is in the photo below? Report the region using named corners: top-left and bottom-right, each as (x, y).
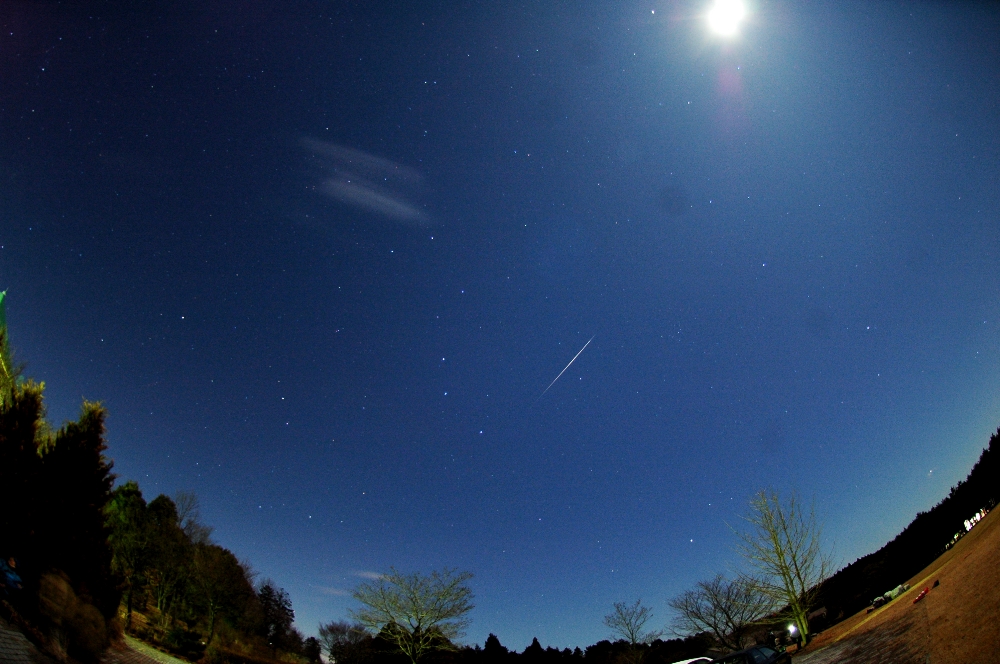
top-left (735, 490), bottom-right (831, 644)
top-left (351, 567), bottom-right (474, 664)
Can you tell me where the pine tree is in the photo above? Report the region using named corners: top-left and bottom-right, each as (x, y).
top-left (0, 296), bottom-right (119, 662)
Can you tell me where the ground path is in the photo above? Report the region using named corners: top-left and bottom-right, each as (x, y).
top-left (102, 636), bottom-right (189, 664)
top-left (1, 616), bottom-right (188, 664)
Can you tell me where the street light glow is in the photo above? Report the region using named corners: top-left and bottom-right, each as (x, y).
top-left (707, 0), bottom-right (747, 36)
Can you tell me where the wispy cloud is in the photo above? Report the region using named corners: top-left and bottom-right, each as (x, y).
top-left (350, 570), bottom-right (384, 580)
top-left (301, 138), bottom-right (430, 226)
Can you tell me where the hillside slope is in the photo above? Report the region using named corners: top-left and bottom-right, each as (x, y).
top-left (794, 505), bottom-right (1000, 663)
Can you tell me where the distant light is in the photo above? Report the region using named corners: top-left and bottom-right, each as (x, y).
top-left (788, 624), bottom-right (797, 634)
top-left (707, 0), bottom-right (747, 36)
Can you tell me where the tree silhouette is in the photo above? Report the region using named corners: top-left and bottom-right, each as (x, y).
top-left (302, 635), bottom-right (323, 662)
top-left (105, 481), bottom-right (150, 629)
top-left (27, 400), bottom-right (119, 625)
top-left (0, 376), bottom-right (119, 661)
top-left (190, 543), bottom-right (255, 643)
top-left (483, 633), bottom-right (510, 664)
top-left (734, 490), bottom-right (830, 644)
top-left (257, 580), bottom-right (295, 654)
top-left (669, 574), bottom-right (772, 651)
top-left (351, 568), bottom-right (474, 664)
top-left (318, 620), bottom-right (372, 664)
top-left (603, 599), bottom-right (662, 664)
top-left (145, 494), bottom-right (192, 619)
top-left (174, 491), bottom-right (213, 544)
top-left (604, 599), bottom-right (662, 646)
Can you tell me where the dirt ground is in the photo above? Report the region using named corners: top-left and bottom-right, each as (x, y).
top-left (102, 636), bottom-right (188, 664)
top-left (794, 506), bottom-right (1000, 664)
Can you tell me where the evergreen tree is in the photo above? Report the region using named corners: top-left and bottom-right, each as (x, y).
top-left (106, 481), bottom-right (150, 628)
top-left (36, 401), bottom-right (119, 618)
top-left (257, 580), bottom-right (295, 654)
top-left (145, 494), bottom-right (192, 620)
top-left (522, 638), bottom-right (544, 662)
top-left (0, 382), bottom-right (119, 661)
top-left (0, 380), bottom-right (46, 583)
top-left (483, 633), bottom-right (509, 663)
top-left (190, 543), bottom-right (255, 643)
top-left (303, 636), bottom-right (323, 663)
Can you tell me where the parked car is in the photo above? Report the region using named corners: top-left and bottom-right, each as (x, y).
top-left (711, 646), bottom-right (791, 664)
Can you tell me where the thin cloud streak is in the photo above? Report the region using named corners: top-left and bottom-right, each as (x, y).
top-left (302, 138), bottom-right (430, 226)
top-left (350, 570), bottom-right (384, 580)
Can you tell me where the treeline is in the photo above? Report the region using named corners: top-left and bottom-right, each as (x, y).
top-left (319, 627), bottom-right (711, 664)
top-left (104, 481), bottom-right (322, 663)
top-left (812, 428), bottom-right (999, 625)
top-left (0, 300), bottom-right (319, 664)
top-left (0, 382), bottom-right (322, 663)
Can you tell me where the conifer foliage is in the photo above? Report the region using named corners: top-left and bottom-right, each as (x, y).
top-left (0, 296), bottom-right (118, 662)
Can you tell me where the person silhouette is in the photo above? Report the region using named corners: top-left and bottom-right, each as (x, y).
top-left (0, 556), bottom-right (22, 597)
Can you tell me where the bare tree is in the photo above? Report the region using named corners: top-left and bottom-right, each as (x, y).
top-left (318, 620), bottom-right (371, 664)
top-left (604, 599), bottom-right (662, 664)
top-left (604, 599), bottom-right (663, 645)
top-left (350, 568), bottom-right (474, 664)
top-left (734, 489), bottom-right (831, 644)
top-left (174, 491), bottom-right (214, 544)
top-left (669, 574), bottom-right (773, 652)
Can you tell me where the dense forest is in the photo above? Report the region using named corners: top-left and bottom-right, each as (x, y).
top-left (102, 480), bottom-right (323, 663)
top-left (2, 289), bottom-right (999, 664)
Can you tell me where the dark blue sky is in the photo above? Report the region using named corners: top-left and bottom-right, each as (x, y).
top-left (2, 0), bottom-right (999, 650)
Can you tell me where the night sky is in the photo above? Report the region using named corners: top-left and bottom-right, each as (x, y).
top-left (2, 0), bottom-right (999, 650)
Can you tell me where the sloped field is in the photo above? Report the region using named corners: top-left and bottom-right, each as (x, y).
top-left (795, 506), bottom-right (1000, 664)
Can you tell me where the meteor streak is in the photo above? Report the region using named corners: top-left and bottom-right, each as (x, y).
top-left (537, 336), bottom-right (595, 400)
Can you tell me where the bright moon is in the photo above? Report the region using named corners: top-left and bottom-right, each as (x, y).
top-left (707, 0), bottom-right (747, 36)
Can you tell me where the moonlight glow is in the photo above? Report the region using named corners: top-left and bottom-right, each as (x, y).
top-left (707, 0), bottom-right (747, 36)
